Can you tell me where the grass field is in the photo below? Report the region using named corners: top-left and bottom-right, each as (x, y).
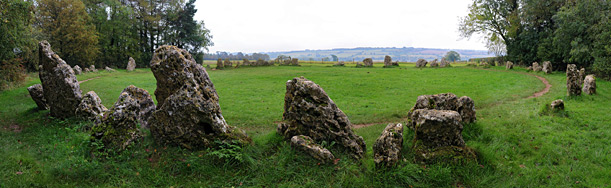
top-left (1, 63), bottom-right (609, 187)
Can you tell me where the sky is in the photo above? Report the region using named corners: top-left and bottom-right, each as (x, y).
top-left (194, 0), bottom-right (486, 53)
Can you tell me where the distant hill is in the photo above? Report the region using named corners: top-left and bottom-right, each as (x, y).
top-left (265, 47), bottom-right (493, 62)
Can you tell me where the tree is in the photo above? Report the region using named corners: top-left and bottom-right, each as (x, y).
top-left (444, 51), bottom-right (461, 62)
top-left (330, 54), bottom-right (338, 62)
top-left (37, 0), bottom-right (99, 66)
top-left (459, 0), bottom-right (520, 56)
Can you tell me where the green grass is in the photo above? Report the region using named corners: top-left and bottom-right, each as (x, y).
top-left (1, 63), bottom-right (609, 187)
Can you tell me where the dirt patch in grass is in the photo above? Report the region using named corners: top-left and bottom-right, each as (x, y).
top-left (78, 76), bottom-right (101, 84)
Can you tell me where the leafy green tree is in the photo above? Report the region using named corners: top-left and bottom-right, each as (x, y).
top-left (459, 0), bottom-right (520, 56)
top-left (0, 0), bottom-right (35, 64)
top-left (331, 54), bottom-right (338, 62)
top-left (37, 0), bottom-right (99, 67)
top-left (444, 51), bottom-right (461, 62)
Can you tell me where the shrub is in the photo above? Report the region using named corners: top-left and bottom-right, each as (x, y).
top-left (0, 58), bottom-right (27, 91)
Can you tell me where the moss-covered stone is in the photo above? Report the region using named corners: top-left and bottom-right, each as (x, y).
top-left (290, 135), bottom-right (335, 163)
top-left (90, 91), bottom-right (142, 152)
top-left (373, 123), bottom-right (403, 168)
top-left (38, 40), bottom-right (82, 118)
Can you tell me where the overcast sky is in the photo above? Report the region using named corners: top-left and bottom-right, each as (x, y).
top-left (194, 0), bottom-right (485, 53)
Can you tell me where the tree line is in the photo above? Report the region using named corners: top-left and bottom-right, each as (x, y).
top-left (204, 52), bottom-right (270, 61)
top-left (1, 0), bottom-right (213, 73)
top-left (460, 0), bottom-right (611, 79)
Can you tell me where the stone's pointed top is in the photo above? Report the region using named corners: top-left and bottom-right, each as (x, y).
top-left (76, 91), bottom-right (108, 123)
top-left (373, 123), bottom-right (404, 168)
top-left (39, 40), bottom-right (82, 118)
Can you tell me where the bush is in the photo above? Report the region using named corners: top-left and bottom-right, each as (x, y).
top-left (0, 58), bottom-right (27, 91)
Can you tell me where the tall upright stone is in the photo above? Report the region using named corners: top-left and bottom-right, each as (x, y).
top-left (505, 61), bottom-right (513, 70)
top-left (149, 45), bottom-right (250, 149)
top-left (38, 41), bottom-right (82, 118)
top-left (533, 62), bottom-right (542, 72)
top-left (542, 61), bottom-right (552, 74)
top-left (73, 65), bottom-right (82, 75)
top-left (277, 77), bottom-right (366, 159)
top-left (373, 123), bottom-right (404, 168)
top-left (363, 58), bottom-right (374, 67)
top-left (216, 58), bottom-right (223, 69)
top-left (582, 75), bottom-right (596, 95)
top-left (566, 64), bottom-right (581, 96)
top-left (578, 68), bottom-right (586, 86)
top-left (384, 55), bottom-right (392, 67)
top-left (126, 57), bottom-right (136, 71)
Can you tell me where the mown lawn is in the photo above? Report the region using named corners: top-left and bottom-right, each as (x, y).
top-left (0, 63), bottom-right (609, 187)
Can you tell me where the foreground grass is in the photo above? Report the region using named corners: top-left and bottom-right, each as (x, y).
top-left (0, 63), bottom-right (609, 187)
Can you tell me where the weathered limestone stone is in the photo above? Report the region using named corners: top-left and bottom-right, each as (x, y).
top-left (333, 61), bottom-right (345, 66)
top-left (105, 66), bottom-right (115, 72)
top-left (582, 75), bottom-right (596, 95)
top-left (533, 62), bottom-right (542, 72)
top-left (223, 58), bottom-right (232, 67)
top-left (542, 61), bottom-right (552, 74)
top-left (84, 68), bottom-right (91, 72)
top-left (73, 65), bottom-right (82, 75)
top-left (149, 45), bottom-right (250, 149)
top-left (27, 84), bottom-right (48, 110)
top-left (430, 59), bottom-right (439, 67)
top-left (89, 65), bottom-right (97, 72)
top-left (120, 85), bottom-right (156, 128)
top-left (578, 68), bottom-right (586, 86)
top-left (290, 135), bottom-right (335, 163)
top-left (277, 77), bottom-right (366, 159)
top-left (256, 59), bottom-right (264, 66)
top-left (242, 58), bottom-right (250, 66)
top-left (566, 64), bottom-right (581, 96)
top-left (551, 99), bottom-right (564, 111)
top-left (527, 66), bottom-right (533, 71)
top-left (505, 61), bottom-right (513, 70)
top-left (408, 93), bottom-right (476, 128)
top-left (126, 57), bottom-right (136, 71)
top-left (373, 123), bottom-right (404, 168)
top-left (75, 91), bottom-right (108, 123)
top-left (90, 90), bottom-right (142, 151)
top-left (363, 58), bottom-right (373, 67)
top-left (38, 41), bottom-right (83, 118)
top-left (356, 62), bottom-right (363, 67)
top-left (440, 59), bottom-right (450, 67)
top-left (384, 55), bottom-right (392, 67)
top-left (392, 61), bottom-right (399, 66)
top-left (416, 59), bottom-right (428, 68)
top-left (291, 58), bottom-right (299, 66)
top-left (411, 109), bottom-right (476, 163)
top-left (234, 61), bottom-right (240, 68)
top-left (216, 58), bottom-right (223, 69)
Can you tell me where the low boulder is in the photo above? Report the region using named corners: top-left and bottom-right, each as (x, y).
top-left (363, 58), bottom-right (373, 67)
top-left (411, 109), bottom-right (476, 163)
top-left (505, 61), bottom-right (513, 70)
top-left (73, 65), bottom-right (82, 75)
top-left (527, 66), bottom-right (533, 71)
top-left (120, 85), bottom-right (156, 128)
top-left (149, 45), bottom-right (250, 149)
top-left (90, 90), bottom-right (142, 152)
top-left (223, 58), bottom-right (232, 67)
top-left (89, 65), bottom-right (97, 72)
top-left (105, 66), bottom-right (115, 72)
top-left (27, 84), bottom-right (48, 110)
top-left (277, 77), bottom-right (366, 159)
top-left (416, 59), bottom-right (427, 68)
top-left (84, 68), bottom-right (91, 72)
top-left (392, 61), bottom-right (399, 66)
top-left (242, 59), bottom-right (250, 66)
top-left (126, 57), bottom-right (136, 71)
top-left (291, 58), bottom-right (299, 66)
top-left (440, 59), bottom-right (450, 67)
top-left (566, 64), bottom-right (581, 96)
top-left (38, 40), bottom-right (83, 118)
top-left (533, 62), bottom-right (542, 72)
top-left (333, 61), bottom-right (345, 66)
top-left (582, 75), bottom-right (596, 95)
top-left (75, 91), bottom-right (108, 123)
top-left (430, 59), bottom-right (439, 67)
top-left (290, 135), bottom-right (335, 163)
top-left (542, 61), bottom-right (552, 74)
top-left (551, 99), bottom-right (564, 111)
top-left (408, 93), bottom-right (476, 128)
top-left (373, 123), bottom-right (404, 168)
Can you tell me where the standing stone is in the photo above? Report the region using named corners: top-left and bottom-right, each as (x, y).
top-left (542, 61), bottom-right (552, 74)
top-left (566, 64), bottom-right (581, 96)
top-left (578, 68), bottom-right (586, 86)
top-left (216, 58), bottom-right (223, 69)
top-left (533, 62), bottom-right (542, 72)
top-left (291, 58), bottom-right (299, 66)
top-left (38, 41), bottom-right (82, 118)
top-left (120, 85), bottom-right (156, 128)
top-left (75, 91), bottom-right (108, 123)
top-left (582, 75), bottom-right (596, 95)
top-left (551, 99), bottom-right (564, 111)
top-left (363, 58), bottom-right (373, 67)
top-left (384, 55), bottom-right (392, 67)
top-left (90, 90), bottom-right (142, 152)
top-left (223, 58), bottom-right (232, 67)
top-left (277, 77), bottom-right (366, 159)
top-left (410, 109), bottom-right (476, 163)
top-left (242, 58), bottom-right (250, 66)
top-left (408, 93), bottom-right (476, 128)
top-left (440, 58), bottom-right (450, 67)
top-left (290, 135), bottom-right (335, 163)
top-left (126, 57), bottom-right (136, 71)
top-left (256, 59), bottom-right (264, 66)
top-left (149, 45), bottom-right (250, 149)
top-left (27, 84), bottom-right (48, 110)
top-left (373, 123), bottom-right (404, 168)
top-left (416, 59), bottom-right (428, 68)
top-left (505, 61), bottom-right (513, 70)
top-left (73, 65), bottom-right (82, 75)
top-left (430, 59), bottom-right (439, 67)
top-left (89, 65), bottom-right (97, 72)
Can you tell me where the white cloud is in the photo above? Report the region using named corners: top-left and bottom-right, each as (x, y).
top-left (194, 0), bottom-right (485, 53)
